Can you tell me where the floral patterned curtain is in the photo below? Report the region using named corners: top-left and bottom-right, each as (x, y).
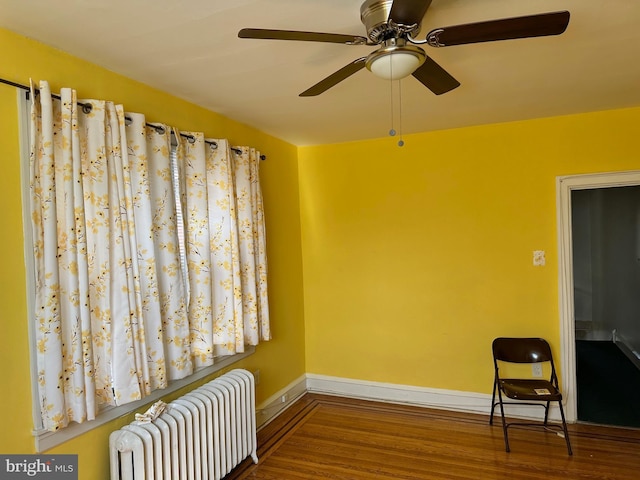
top-left (232, 146), bottom-right (270, 344)
top-left (29, 81), bottom-right (269, 431)
top-left (178, 136), bottom-right (271, 361)
top-left (125, 116), bottom-right (193, 385)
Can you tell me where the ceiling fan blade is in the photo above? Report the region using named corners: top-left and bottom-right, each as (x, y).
top-left (411, 56), bottom-right (460, 95)
top-left (238, 28), bottom-right (369, 45)
top-left (299, 58), bottom-right (367, 97)
top-left (388, 0), bottom-right (433, 27)
top-left (426, 11), bottom-right (570, 47)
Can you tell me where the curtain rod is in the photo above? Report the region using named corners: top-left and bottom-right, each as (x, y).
top-left (1, 77), bottom-right (266, 160)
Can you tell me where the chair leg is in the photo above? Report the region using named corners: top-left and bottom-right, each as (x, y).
top-left (489, 378), bottom-right (498, 425)
top-left (557, 401), bottom-right (573, 456)
top-left (496, 389), bottom-right (510, 452)
top-left (543, 401), bottom-right (550, 426)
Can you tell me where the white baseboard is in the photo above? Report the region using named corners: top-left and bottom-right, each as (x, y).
top-left (254, 373), bottom-right (569, 430)
top-left (305, 373), bottom-right (567, 423)
top-left (255, 374), bottom-right (307, 429)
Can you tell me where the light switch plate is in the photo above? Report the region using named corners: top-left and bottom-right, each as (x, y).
top-left (533, 250), bottom-right (545, 266)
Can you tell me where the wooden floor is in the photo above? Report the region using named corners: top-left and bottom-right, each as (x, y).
top-left (227, 393), bottom-right (640, 480)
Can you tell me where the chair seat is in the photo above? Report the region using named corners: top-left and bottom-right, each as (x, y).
top-left (500, 378), bottom-right (562, 401)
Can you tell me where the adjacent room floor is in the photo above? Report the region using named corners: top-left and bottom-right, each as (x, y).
top-left (576, 340), bottom-right (640, 428)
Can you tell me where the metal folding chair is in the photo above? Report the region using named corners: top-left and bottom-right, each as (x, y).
top-left (490, 337), bottom-right (572, 455)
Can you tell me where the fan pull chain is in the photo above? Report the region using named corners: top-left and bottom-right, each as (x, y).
top-left (389, 57), bottom-right (396, 138)
top-left (397, 79), bottom-right (404, 147)
top-left (388, 79), bottom-right (405, 147)
top-left (386, 55), bottom-right (404, 147)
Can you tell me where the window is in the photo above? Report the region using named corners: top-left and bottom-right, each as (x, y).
top-left (21, 83), bottom-right (269, 451)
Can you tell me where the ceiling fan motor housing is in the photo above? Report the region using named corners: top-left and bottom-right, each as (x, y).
top-left (360, 0), bottom-right (422, 43)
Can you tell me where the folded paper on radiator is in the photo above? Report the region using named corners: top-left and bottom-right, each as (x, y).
top-left (134, 400), bottom-right (167, 424)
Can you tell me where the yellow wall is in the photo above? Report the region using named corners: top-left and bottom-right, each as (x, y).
top-left (4, 23), bottom-right (640, 480)
top-left (0, 27), bottom-right (305, 476)
top-left (299, 107), bottom-right (640, 393)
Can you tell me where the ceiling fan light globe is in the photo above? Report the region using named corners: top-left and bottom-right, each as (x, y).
top-left (369, 51), bottom-right (421, 80)
top-left (366, 43), bottom-right (426, 81)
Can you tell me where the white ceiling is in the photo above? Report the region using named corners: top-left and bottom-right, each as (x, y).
top-left (2, 0), bottom-right (640, 146)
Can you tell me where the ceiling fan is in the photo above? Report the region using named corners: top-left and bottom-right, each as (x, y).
top-left (238, 0), bottom-right (570, 97)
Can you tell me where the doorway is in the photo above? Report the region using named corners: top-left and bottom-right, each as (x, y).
top-left (571, 186), bottom-right (640, 427)
top-left (557, 170), bottom-right (640, 425)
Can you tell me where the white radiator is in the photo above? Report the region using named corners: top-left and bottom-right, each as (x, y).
top-left (109, 368), bottom-right (259, 480)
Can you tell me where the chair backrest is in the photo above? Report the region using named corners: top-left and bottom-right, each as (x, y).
top-left (492, 337), bottom-right (553, 364)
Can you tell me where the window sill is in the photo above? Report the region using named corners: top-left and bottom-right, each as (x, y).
top-left (34, 347), bottom-right (255, 452)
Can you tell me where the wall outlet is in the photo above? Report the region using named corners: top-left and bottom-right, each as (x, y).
top-left (280, 393), bottom-right (289, 403)
top-left (532, 363), bottom-right (543, 377)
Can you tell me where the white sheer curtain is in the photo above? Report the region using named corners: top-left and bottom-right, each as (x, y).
top-left (29, 81), bottom-right (269, 431)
